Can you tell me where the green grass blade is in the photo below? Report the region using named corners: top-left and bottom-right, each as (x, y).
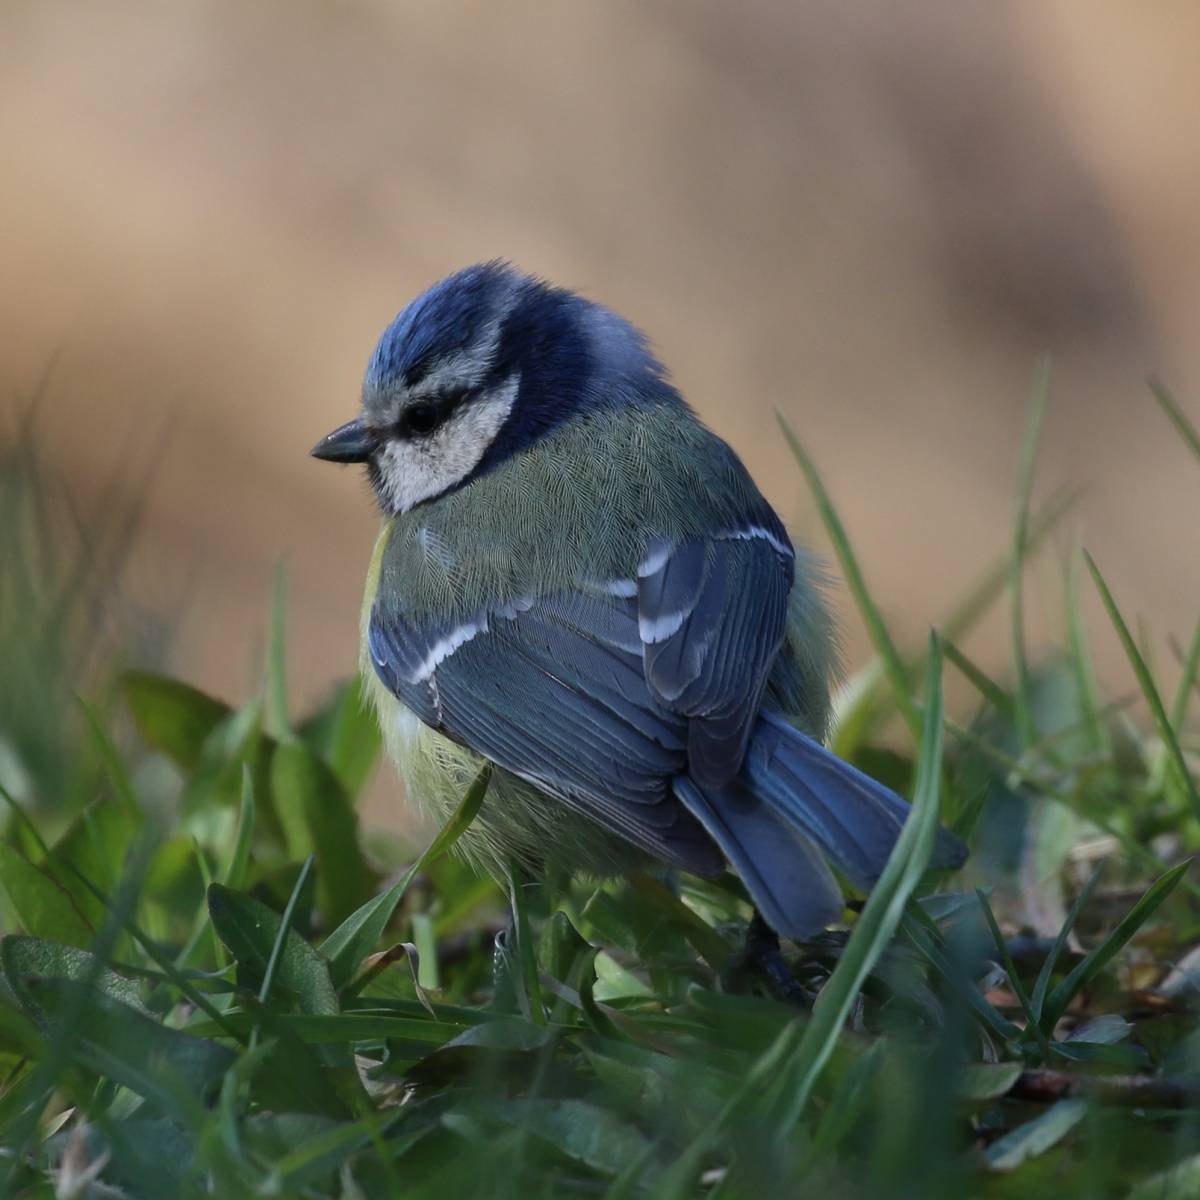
top-left (508, 861), bottom-right (545, 1026)
top-left (1041, 861), bottom-right (1189, 1032)
top-left (775, 632), bottom-right (946, 1128)
top-left (1032, 865), bottom-right (1101, 1027)
top-left (1065, 545), bottom-right (1109, 756)
top-left (943, 639), bottom-right (1014, 718)
top-left (1150, 377), bottom-right (1200, 466)
top-left (1171, 619), bottom-right (1200, 732)
top-left (1010, 355), bottom-right (1051, 751)
top-left (257, 853), bottom-right (316, 1010)
top-left (776, 410), bottom-right (919, 740)
top-left (975, 889), bottom-right (1051, 1061)
top-left (265, 560), bottom-right (291, 741)
top-left (224, 765), bottom-right (257, 890)
top-left (1084, 550), bottom-right (1200, 819)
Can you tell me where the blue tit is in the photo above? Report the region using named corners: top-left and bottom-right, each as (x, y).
top-left (312, 262), bottom-right (964, 938)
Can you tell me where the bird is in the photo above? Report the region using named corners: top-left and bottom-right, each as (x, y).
top-left (312, 261), bottom-right (965, 941)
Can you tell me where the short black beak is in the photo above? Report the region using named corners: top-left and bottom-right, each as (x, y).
top-left (311, 417), bottom-right (373, 464)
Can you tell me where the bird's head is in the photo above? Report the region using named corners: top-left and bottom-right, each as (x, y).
top-left (312, 261), bottom-right (674, 514)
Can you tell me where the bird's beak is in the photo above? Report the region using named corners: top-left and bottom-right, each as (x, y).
top-left (311, 417), bottom-right (374, 464)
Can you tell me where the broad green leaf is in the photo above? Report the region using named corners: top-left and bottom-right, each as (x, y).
top-left (1, 935), bottom-right (146, 1015)
top-left (245, 1011), bottom-right (359, 1118)
top-left (25, 977), bottom-right (234, 1111)
top-left (207, 883), bottom-right (338, 1015)
top-left (0, 843), bottom-right (93, 947)
top-left (122, 672), bottom-right (231, 771)
top-left (271, 739), bottom-right (375, 927)
top-left (985, 1098), bottom-right (1087, 1172)
top-left (322, 764), bottom-right (490, 988)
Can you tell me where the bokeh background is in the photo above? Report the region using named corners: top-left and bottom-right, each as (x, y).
top-left (3, 2), bottom-right (1199, 823)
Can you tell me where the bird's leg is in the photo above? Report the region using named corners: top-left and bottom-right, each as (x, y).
top-left (726, 910), bottom-right (810, 1007)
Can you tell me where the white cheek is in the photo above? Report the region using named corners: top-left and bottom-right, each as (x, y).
top-left (375, 375), bottom-right (519, 513)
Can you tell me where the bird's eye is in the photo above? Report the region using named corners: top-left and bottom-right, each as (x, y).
top-left (402, 403), bottom-right (440, 437)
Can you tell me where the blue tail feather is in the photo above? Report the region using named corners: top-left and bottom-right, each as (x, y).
top-left (673, 712), bottom-right (967, 939)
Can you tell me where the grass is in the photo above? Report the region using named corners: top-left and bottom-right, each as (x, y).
top-left (0, 378), bottom-right (1199, 1198)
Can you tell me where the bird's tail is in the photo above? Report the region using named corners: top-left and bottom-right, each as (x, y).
top-left (672, 711), bottom-right (966, 939)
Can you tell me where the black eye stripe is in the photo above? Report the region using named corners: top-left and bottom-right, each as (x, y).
top-left (394, 390), bottom-right (469, 439)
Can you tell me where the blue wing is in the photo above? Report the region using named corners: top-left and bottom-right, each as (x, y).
top-left (367, 525), bottom-right (793, 877)
top-left (638, 524), bottom-right (794, 786)
top-left (368, 584), bottom-right (723, 875)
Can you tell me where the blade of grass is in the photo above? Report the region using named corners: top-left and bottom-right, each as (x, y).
top-left (265, 561), bottom-right (291, 741)
top-left (258, 854), bottom-right (315, 1010)
top-left (1150, 377), bottom-right (1200, 466)
top-left (1171, 619), bottom-right (1200, 732)
top-left (975, 889), bottom-right (1052, 1061)
top-left (1010, 355), bottom-right (1051, 751)
top-left (775, 632), bottom-right (947, 1129)
top-left (1065, 546), bottom-right (1109, 756)
top-left (943, 638), bottom-right (1015, 718)
top-left (508, 861), bottom-right (545, 1026)
top-left (1084, 550), bottom-right (1200, 820)
top-left (1041, 861), bottom-right (1190, 1032)
top-left (776, 410), bottom-right (919, 740)
top-left (223, 765), bottom-right (257, 891)
top-left (1031, 865), bottom-right (1102, 1027)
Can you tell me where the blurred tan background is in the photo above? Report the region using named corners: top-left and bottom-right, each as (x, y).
top-left (2, 2), bottom-right (1199, 819)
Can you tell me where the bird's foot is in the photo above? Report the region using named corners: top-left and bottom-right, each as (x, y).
top-left (724, 911), bottom-right (812, 1007)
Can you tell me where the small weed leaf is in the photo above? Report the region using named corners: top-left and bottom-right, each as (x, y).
top-left (207, 883), bottom-right (338, 1015)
